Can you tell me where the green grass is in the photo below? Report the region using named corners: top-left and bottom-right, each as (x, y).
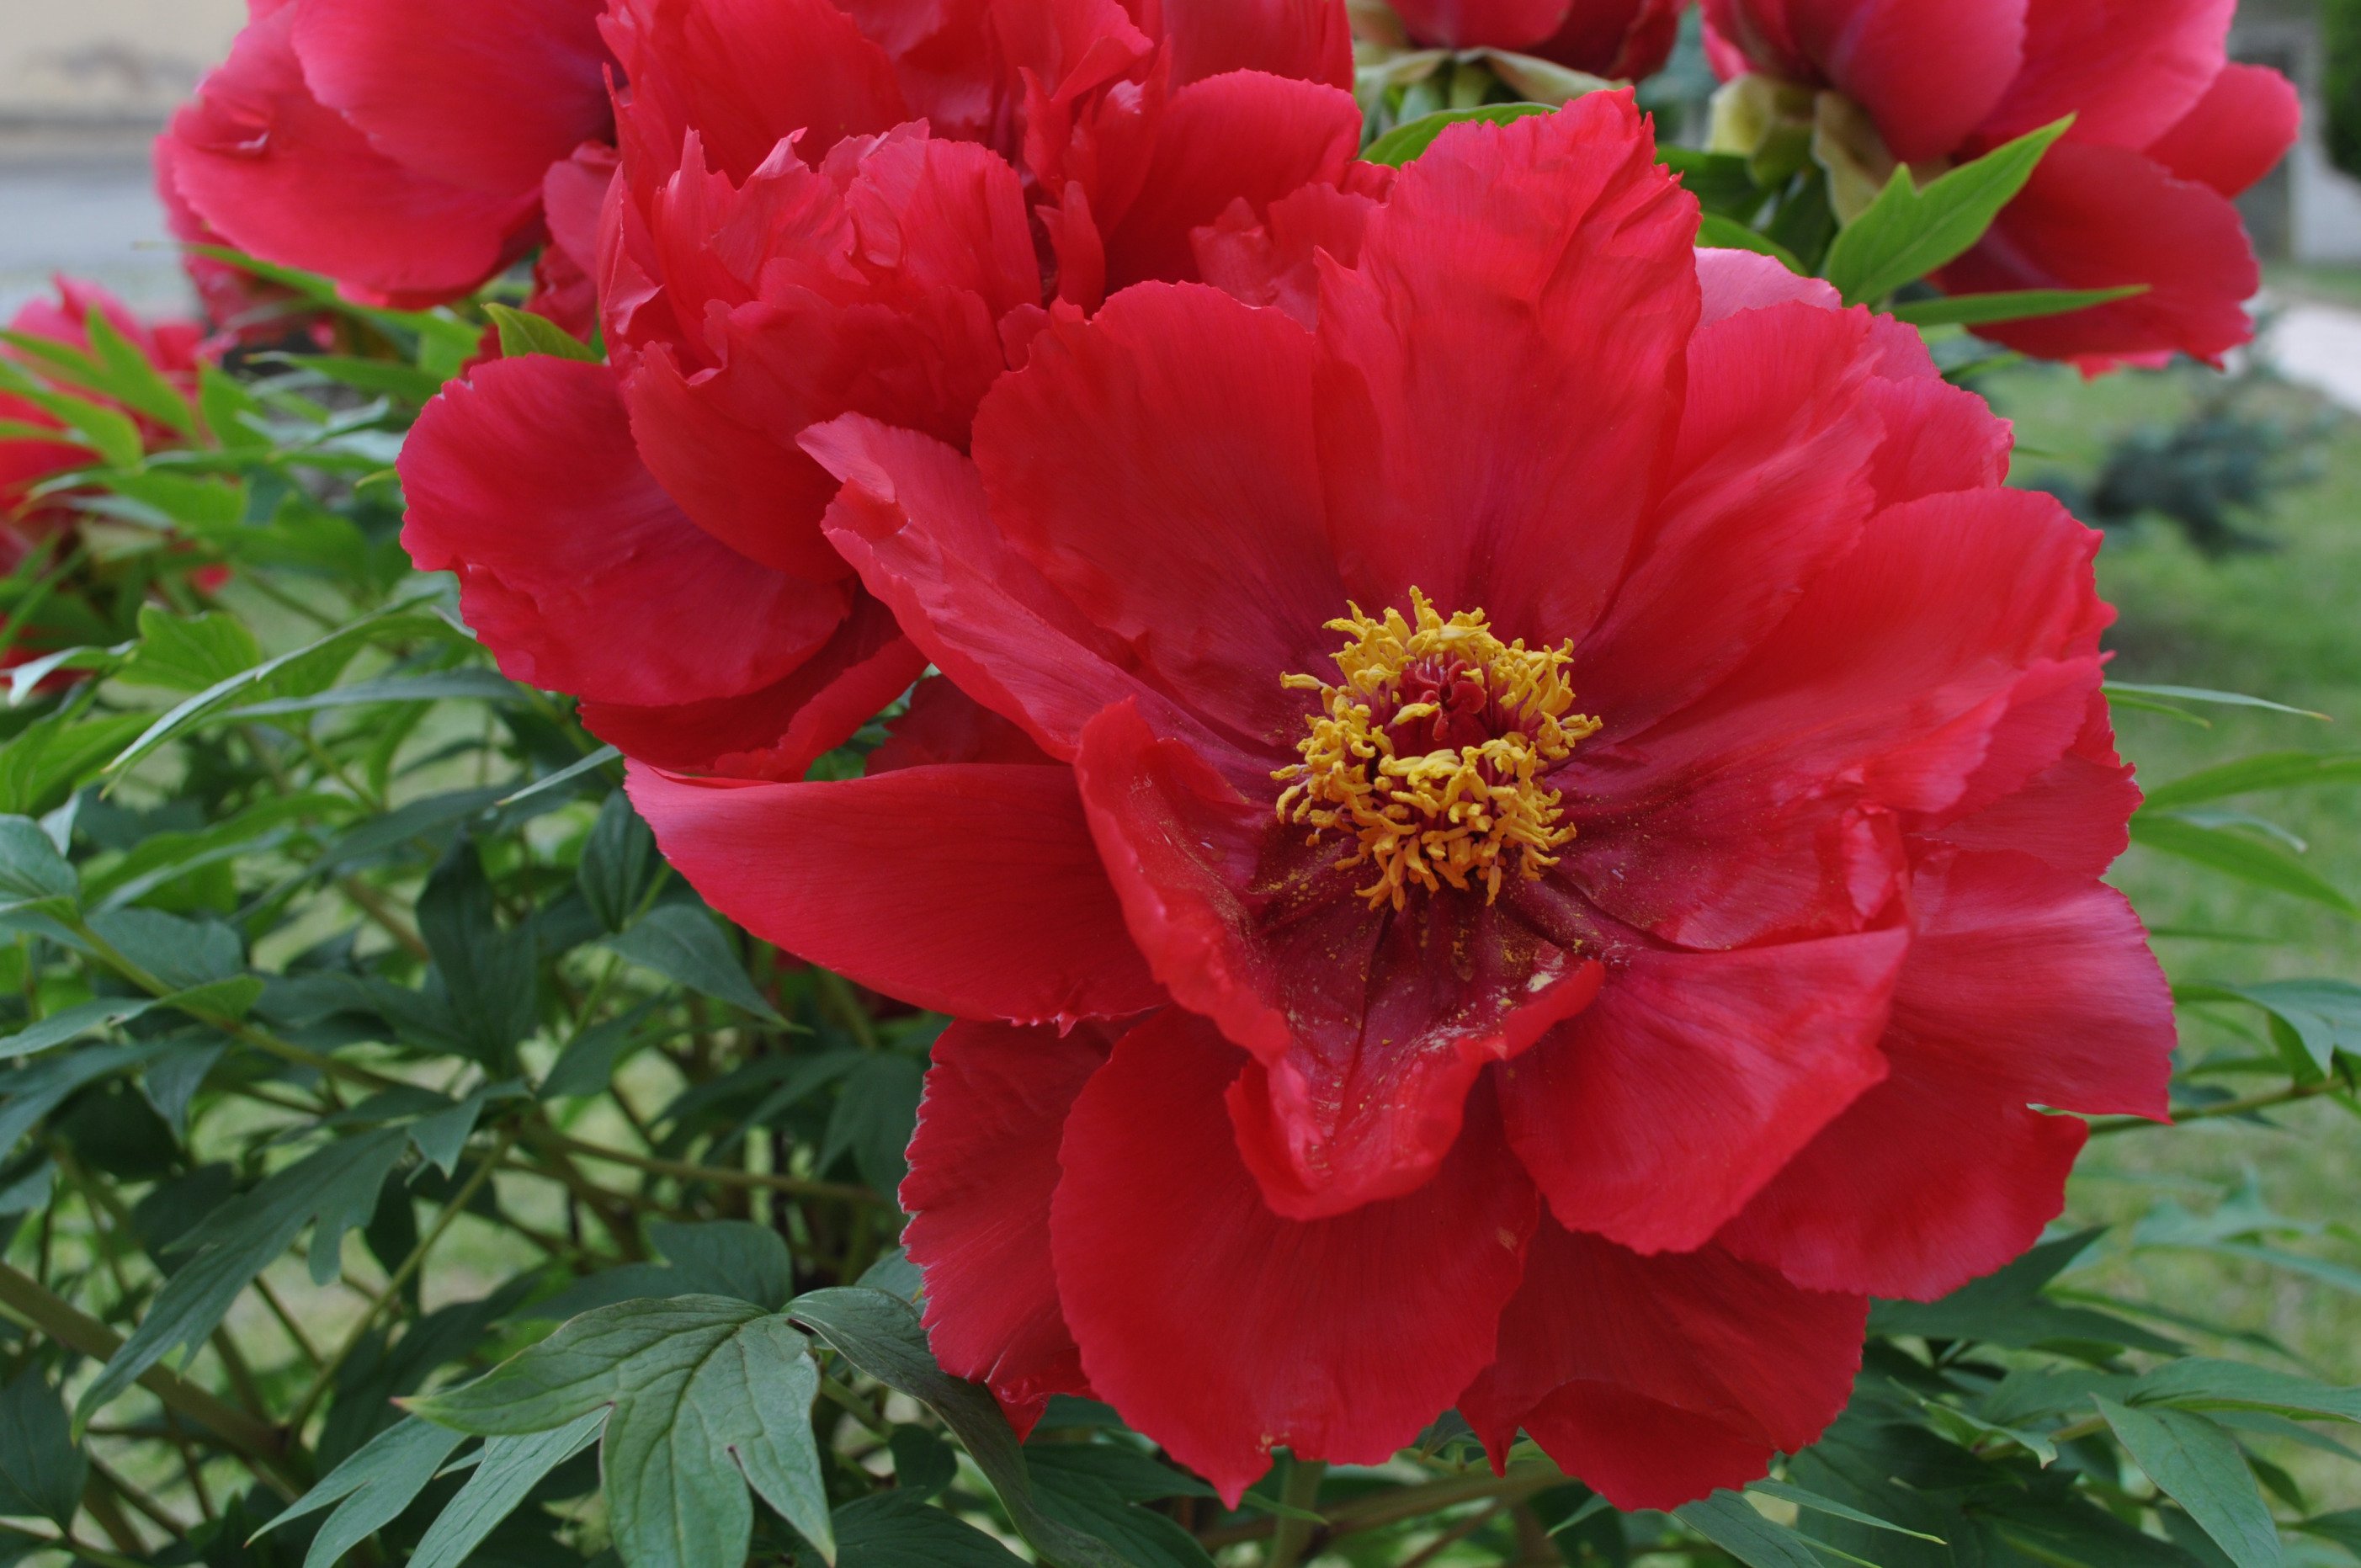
top-left (1982, 358), bottom-right (2361, 1507)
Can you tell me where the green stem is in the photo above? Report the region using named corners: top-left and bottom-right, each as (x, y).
top-left (1266, 1459), bottom-right (1329, 1568)
top-left (2089, 1076), bottom-right (2348, 1135)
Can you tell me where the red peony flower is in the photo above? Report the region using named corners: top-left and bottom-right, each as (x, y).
top-left (625, 98), bottom-right (2176, 1507)
top-left (1384, 0), bottom-right (1689, 80)
top-left (156, 0), bottom-right (615, 309)
top-left (401, 0), bottom-right (1360, 779)
top-left (1702, 0), bottom-right (2300, 369)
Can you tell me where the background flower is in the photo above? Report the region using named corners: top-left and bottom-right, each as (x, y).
top-left (1702, 0), bottom-right (2302, 368)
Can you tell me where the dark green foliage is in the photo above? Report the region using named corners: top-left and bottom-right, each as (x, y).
top-left (2331, 0), bottom-right (2361, 179)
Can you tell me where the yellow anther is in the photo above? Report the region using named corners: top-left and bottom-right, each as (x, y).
top-left (1272, 589), bottom-right (1599, 911)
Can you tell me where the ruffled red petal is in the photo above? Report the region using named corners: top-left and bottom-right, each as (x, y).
top-left (290, 0), bottom-right (611, 198)
top-left (1312, 95), bottom-right (1699, 641)
top-left (1049, 1010), bottom-right (1539, 1505)
top-left (626, 762), bottom-right (1166, 1026)
top-left (1459, 1221), bottom-right (1866, 1512)
top-left (161, 7), bottom-right (533, 302)
top-left (600, 0), bottom-right (907, 183)
top-left (807, 417), bottom-right (1242, 761)
top-left (397, 355), bottom-right (851, 710)
top-left (970, 283), bottom-right (1342, 747)
top-left (1785, 0), bottom-right (2028, 163)
top-left (1977, 0), bottom-right (2232, 151)
top-left (1387, 0), bottom-right (1577, 53)
top-left (1498, 933), bottom-right (1905, 1252)
top-left (1563, 487), bottom-right (2107, 948)
top-left (1720, 849), bottom-right (2171, 1299)
top-left (1930, 689), bottom-right (2139, 877)
top-left (1098, 72), bottom-right (1362, 291)
top-left (1073, 700), bottom-right (1603, 1217)
top-left (1159, 0), bottom-right (1354, 88)
top-left (577, 593), bottom-right (927, 779)
top-left (2147, 62), bottom-right (2300, 199)
top-left (901, 1019), bottom-right (1109, 1436)
top-left (1938, 141), bottom-right (2259, 368)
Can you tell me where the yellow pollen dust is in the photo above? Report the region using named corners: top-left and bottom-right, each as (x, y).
top-left (1273, 589), bottom-right (1599, 912)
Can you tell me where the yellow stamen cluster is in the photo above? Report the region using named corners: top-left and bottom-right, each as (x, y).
top-left (1274, 590), bottom-right (1599, 912)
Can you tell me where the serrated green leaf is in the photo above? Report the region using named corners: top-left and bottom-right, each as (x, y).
top-left (1821, 117), bottom-right (2071, 304)
top-left (604, 905), bottom-right (780, 1022)
top-left (254, 1417), bottom-right (469, 1568)
top-left (1363, 102), bottom-right (1555, 166)
top-left (411, 1296), bottom-right (833, 1566)
top-left (485, 304), bottom-right (601, 364)
top-left (2097, 1398), bottom-right (2282, 1568)
top-left (1887, 284), bottom-right (2146, 327)
top-left (789, 1287), bottom-right (1128, 1568)
top-left (410, 1411), bottom-right (605, 1568)
top-left (0, 1371), bottom-right (86, 1528)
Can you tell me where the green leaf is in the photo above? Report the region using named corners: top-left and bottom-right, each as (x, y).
top-left (1872, 1229), bottom-right (2178, 1353)
top-left (1657, 146), bottom-right (1764, 219)
top-left (417, 837), bottom-right (539, 1067)
top-left (484, 304), bottom-right (601, 364)
top-left (0, 816), bottom-right (77, 915)
top-left (0, 1371), bottom-right (87, 1528)
top-left (540, 1007), bottom-right (654, 1100)
top-left (2132, 1359), bottom-right (2361, 1425)
top-left (1675, 1491), bottom-right (1828, 1567)
top-left (2131, 815), bottom-right (2359, 918)
top-left (2108, 682), bottom-right (2331, 721)
top-left (1363, 102), bottom-right (1554, 166)
top-left (2144, 752), bottom-right (2361, 811)
top-left (1747, 1479), bottom-right (1944, 1543)
top-left (254, 1417), bottom-right (468, 1568)
top-left (0, 712), bottom-right (149, 816)
top-left (2298, 1512), bottom-right (2361, 1559)
top-left (226, 668), bottom-right (524, 719)
top-left (822, 1053), bottom-right (926, 1195)
top-left (2176, 981), bottom-right (2361, 1072)
top-left (119, 607), bottom-right (264, 694)
top-left (834, 1494), bottom-right (1027, 1566)
top-left (581, 790), bottom-right (660, 933)
top-left (409, 1411), bottom-right (606, 1568)
top-left (0, 996), bottom-right (155, 1061)
top-left (788, 1287), bottom-right (1130, 1568)
top-left (0, 363), bottom-right (144, 470)
top-left (1028, 1462), bottom-right (1216, 1568)
top-left (1698, 213), bottom-right (1805, 271)
top-left (197, 364), bottom-right (269, 449)
top-left (410, 1297), bottom-right (836, 1567)
top-left (1885, 285), bottom-right (2146, 327)
top-left (604, 905), bottom-right (781, 1023)
top-left (1821, 117), bottom-right (2073, 305)
top-left (888, 1427), bottom-right (956, 1502)
top-left (80, 1128), bottom-right (410, 1420)
top-left (2096, 1398), bottom-right (2282, 1568)
top-left (254, 353), bottom-right (451, 403)
top-left (80, 310), bottom-right (197, 435)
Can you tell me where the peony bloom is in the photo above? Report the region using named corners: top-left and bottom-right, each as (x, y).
top-left (1703, 0), bottom-right (2300, 369)
top-left (401, 0), bottom-right (1359, 779)
top-left (1383, 0), bottom-right (1688, 80)
top-left (627, 98), bottom-right (2177, 1508)
top-left (156, 0), bottom-right (615, 310)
